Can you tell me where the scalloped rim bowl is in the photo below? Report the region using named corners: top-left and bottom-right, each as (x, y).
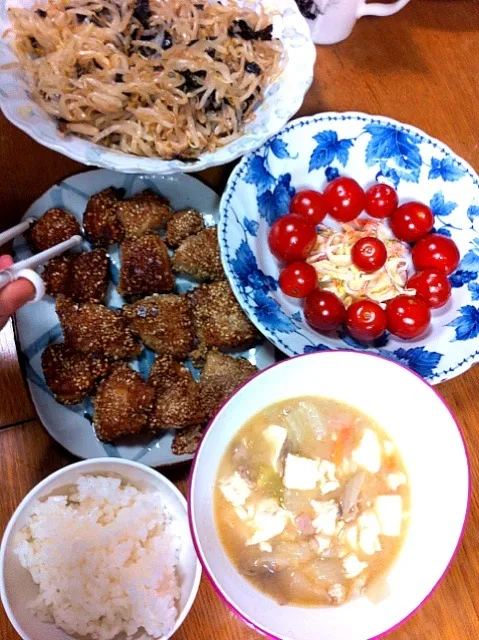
top-left (0, 0), bottom-right (315, 174)
top-left (218, 111), bottom-right (479, 384)
top-left (0, 459), bottom-right (202, 640)
top-left (188, 350), bottom-right (469, 640)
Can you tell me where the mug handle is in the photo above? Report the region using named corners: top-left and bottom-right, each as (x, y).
top-left (357, 0), bottom-right (410, 18)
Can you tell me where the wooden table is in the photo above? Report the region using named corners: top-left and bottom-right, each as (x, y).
top-left (1, 1), bottom-right (479, 637)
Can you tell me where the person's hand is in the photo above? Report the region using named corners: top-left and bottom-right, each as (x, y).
top-left (0, 255), bottom-right (35, 331)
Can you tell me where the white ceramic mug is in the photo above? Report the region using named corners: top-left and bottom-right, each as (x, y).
top-left (303, 0), bottom-right (411, 45)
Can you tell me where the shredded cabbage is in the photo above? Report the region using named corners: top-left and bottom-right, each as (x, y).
top-left (307, 219), bottom-right (415, 306)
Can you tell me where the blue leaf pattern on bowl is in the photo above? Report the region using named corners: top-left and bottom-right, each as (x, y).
top-left (270, 138), bottom-right (292, 159)
top-left (253, 290), bottom-right (297, 334)
top-left (388, 347), bottom-right (443, 380)
top-left (468, 282), bottom-right (479, 301)
top-left (244, 155), bottom-right (275, 194)
top-left (220, 113), bottom-right (479, 383)
top-left (428, 157), bottom-right (466, 182)
top-left (430, 192), bottom-right (456, 217)
top-left (309, 130), bottom-right (353, 171)
top-left (258, 174), bottom-right (295, 225)
top-left (365, 124), bottom-right (421, 181)
top-left (244, 218), bottom-right (259, 237)
top-left (447, 306), bottom-right (479, 341)
top-left (468, 205), bottom-right (479, 223)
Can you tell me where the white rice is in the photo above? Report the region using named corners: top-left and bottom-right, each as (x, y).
top-left (14, 475), bottom-right (181, 640)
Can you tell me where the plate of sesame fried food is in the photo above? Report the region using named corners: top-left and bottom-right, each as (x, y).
top-left (13, 169), bottom-right (275, 466)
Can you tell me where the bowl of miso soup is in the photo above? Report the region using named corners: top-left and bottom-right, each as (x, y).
top-left (188, 350), bottom-right (469, 640)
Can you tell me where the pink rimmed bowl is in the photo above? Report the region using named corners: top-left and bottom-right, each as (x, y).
top-left (188, 350), bottom-right (469, 640)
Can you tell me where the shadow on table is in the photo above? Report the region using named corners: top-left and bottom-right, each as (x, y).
top-left (408, 0), bottom-right (479, 33)
top-left (320, 10), bottom-right (427, 76)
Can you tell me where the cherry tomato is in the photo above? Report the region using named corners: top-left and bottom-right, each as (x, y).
top-left (279, 262), bottom-right (317, 298)
top-left (365, 183), bottom-right (399, 219)
top-left (389, 202), bottom-right (434, 243)
top-left (351, 237), bottom-right (388, 273)
top-left (289, 190), bottom-right (327, 225)
top-left (411, 233), bottom-right (460, 276)
top-left (268, 214), bottom-right (317, 262)
top-left (323, 177), bottom-right (365, 222)
top-left (386, 295), bottom-right (431, 339)
top-left (407, 268), bottom-right (452, 309)
top-left (346, 299), bottom-right (387, 341)
top-left (304, 289), bottom-right (346, 332)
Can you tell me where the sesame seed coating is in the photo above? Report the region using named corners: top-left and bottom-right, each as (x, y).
top-left (118, 235), bottom-right (175, 297)
top-left (56, 295), bottom-right (141, 360)
top-left (115, 190), bottom-right (173, 239)
top-left (43, 249), bottom-right (109, 302)
top-left (187, 280), bottom-right (259, 349)
top-left (165, 209), bottom-right (205, 248)
top-left (93, 362), bottom-right (155, 442)
top-left (122, 294), bottom-right (194, 359)
top-left (200, 351), bottom-right (258, 418)
top-left (173, 226), bottom-right (224, 282)
top-left (30, 208), bottom-right (81, 252)
top-left (171, 424), bottom-right (204, 456)
top-left (83, 187), bottom-right (124, 246)
top-left (148, 355), bottom-right (204, 430)
top-left (42, 343), bottom-right (110, 405)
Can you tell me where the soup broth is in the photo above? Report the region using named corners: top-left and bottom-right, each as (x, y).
top-left (214, 397), bottom-right (410, 607)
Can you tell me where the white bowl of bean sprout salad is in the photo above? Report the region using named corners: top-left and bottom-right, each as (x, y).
top-left (0, 0), bottom-right (315, 174)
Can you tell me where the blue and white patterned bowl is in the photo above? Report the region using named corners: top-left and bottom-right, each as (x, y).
top-left (0, 0), bottom-right (315, 175)
top-left (219, 112), bottom-right (479, 384)
top-left (14, 169), bottom-right (275, 466)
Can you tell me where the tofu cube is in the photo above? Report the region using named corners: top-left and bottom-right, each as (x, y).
top-left (387, 472), bottom-right (407, 491)
top-left (246, 499), bottom-right (288, 546)
top-left (328, 583), bottom-right (346, 604)
top-left (263, 425), bottom-right (288, 471)
top-left (345, 524), bottom-right (359, 552)
top-left (283, 454), bottom-right (318, 490)
top-left (315, 535), bottom-right (331, 553)
top-left (318, 460), bottom-right (340, 495)
top-left (220, 472), bottom-right (251, 507)
top-left (375, 495), bottom-right (403, 537)
top-left (352, 428), bottom-right (382, 474)
top-left (358, 510), bottom-right (382, 555)
top-left (343, 554), bottom-right (368, 579)
top-left (311, 499), bottom-right (339, 536)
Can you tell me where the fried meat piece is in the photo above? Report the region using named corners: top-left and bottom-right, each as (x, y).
top-left (200, 351), bottom-right (258, 418)
top-left (165, 209), bottom-right (205, 248)
top-left (30, 208), bottom-right (80, 252)
top-left (171, 424), bottom-right (204, 456)
top-left (115, 190), bottom-right (173, 239)
top-left (83, 187), bottom-right (124, 246)
top-left (173, 227), bottom-right (224, 281)
top-left (56, 295), bottom-right (140, 360)
top-left (148, 356), bottom-right (204, 429)
top-left (43, 249), bottom-right (108, 302)
top-left (122, 294), bottom-right (194, 359)
top-left (93, 363), bottom-right (155, 442)
top-left (42, 343), bottom-right (110, 405)
top-left (118, 235), bottom-right (174, 297)
top-left (187, 280), bottom-right (258, 349)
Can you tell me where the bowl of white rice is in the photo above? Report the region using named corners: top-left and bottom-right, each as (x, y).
top-left (0, 458), bottom-right (201, 640)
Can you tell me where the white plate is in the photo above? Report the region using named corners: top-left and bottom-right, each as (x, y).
top-left (220, 112), bottom-right (479, 384)
top-left (14, 169), bottom-right (275, 467)
top-left (0, 0), bottom-right (315, 174)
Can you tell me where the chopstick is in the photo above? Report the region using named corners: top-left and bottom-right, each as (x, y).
top-left (0, 218), bottom-right (35, 248)
top-left (0, 235), bottom-right (82, 290)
